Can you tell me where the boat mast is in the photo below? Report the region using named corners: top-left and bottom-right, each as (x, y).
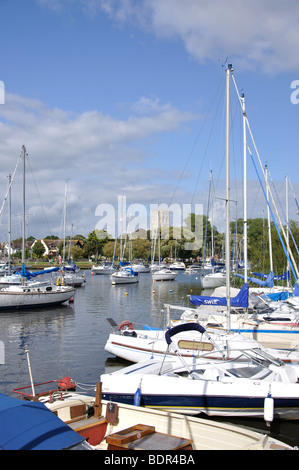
top-left (8, 174), bottom-right (11, 275)
top-left (286, 175), bottom-right (290, 288)
top-left (265, 165), bottom-right (273, 274)
top-left (225, 65), bottom-right (233, 331)
top-left (21, 145), bottom-right (26, 282)
top-left (241, 93), bottom-right (248, 284)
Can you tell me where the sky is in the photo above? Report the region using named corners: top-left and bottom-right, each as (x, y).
top-left (0, 0), bottom-right (298, 243)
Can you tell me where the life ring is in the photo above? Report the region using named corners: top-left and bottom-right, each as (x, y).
top-left (118, 320), bottom-right (134, 331)
top-left (56, 278), bottom-right (63, 286)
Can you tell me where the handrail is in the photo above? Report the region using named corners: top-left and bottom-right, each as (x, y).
top-left (12, 379), bottom-right (73, 401)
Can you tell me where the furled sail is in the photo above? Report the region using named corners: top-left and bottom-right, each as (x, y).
top-left (235, 271), bottom-right (274, 287)
top-left (189, 282), bottom-right (249, 308)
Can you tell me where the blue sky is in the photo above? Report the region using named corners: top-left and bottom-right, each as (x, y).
top-left (0, 0), bottom-right (298, 241)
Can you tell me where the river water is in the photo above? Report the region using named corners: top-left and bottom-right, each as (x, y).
top-left (0, 270), bottom-right (298, 447)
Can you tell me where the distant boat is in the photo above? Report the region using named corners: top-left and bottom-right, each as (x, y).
top-left (110, 266), bottom-right (139, 284)
top-left (152, 268), bottom-right (178, 281)
top-left (92, 262), bottom-right (116, 275)
top-left (169, 261), bottom-right (186, 270)
top-left (197, 270), bottom-right (226, 289)
top-left (62, 271), bottom-right (86, 288)
top-left (130, 261), bottom-right (150, 273)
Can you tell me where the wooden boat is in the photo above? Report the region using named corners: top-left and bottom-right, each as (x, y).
top-left (11, 378), bottom-right (292, 450)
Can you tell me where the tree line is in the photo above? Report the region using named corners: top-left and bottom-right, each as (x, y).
top-left (11, 216), bottom-right (299, 279)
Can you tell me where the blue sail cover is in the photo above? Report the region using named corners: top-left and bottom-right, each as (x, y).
top-left (121, 266), bottom-right (138, 276)
top-left (17, 263), bottom-right (59, 280)
top-left (295, 283), bottom-right (299, 297)
top-left (63, 263), bottom-right (77, 272)
top-left (0, 393), bottom-right (84, 450)
top-left (252, 271), bottom-right (290, 281)
top-left (190, 283), bottom-right (249, 308)
top-left (235, 271), bottom-right (274, 288)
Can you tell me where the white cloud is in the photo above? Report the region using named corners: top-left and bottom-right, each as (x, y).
top-left (59, 0), bottom-right (299, 74)
top-left (0, 92), bottom-right (196, 238)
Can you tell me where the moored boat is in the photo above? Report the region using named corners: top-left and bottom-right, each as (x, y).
top-left (11, 377), bottom-right (293, 450)
top-left (101, 323), bottom-right (299, 421)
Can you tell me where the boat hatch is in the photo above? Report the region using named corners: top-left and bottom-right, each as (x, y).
top-left (177, 340), bottom-right (213, 351)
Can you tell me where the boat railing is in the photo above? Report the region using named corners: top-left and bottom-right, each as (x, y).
top-left (12, 378), bottom-right (76, 401)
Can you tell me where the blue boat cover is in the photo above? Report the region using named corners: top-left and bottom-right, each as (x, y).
top-left (63, 263), bottom-right (77, 272)
top-left (295, 283), bottom-right (299, 297)
top-left (190, 282), bottom-right (249, 308)
top-left (17, 263), bottom-right (59, 280)
top-left (165, 323), bottom-right (206, 345)
top-left (235, 271), bottom-right (274, 288)
top-left (0, 393), bottom-right (84, 450)
top-left (252, 271), bottom-right (290, 281)
top-left (121, 266), bottom-right (138, 276)
top-left (263, 291), bottom-right (292, 302)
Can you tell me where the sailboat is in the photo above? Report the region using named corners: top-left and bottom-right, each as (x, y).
top-left (60, 185), bottom-right (85, 288)
top-left (151, 210), bottom-right (178, 281)
top-left (197, 171), bottom-right (226, 290)
top-left (187, 81), bottom-right (299, 351)
top-left (104, 66), bottom-right (298, 367)
top-left (0, 146), bottom-right (75, 310)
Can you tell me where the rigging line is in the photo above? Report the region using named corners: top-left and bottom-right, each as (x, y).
top-left (268, 171), bottom-right (299, 257)
top-left (0, 151), bottom-right (22, 220)
top-left (245, 124), bottom-right (298, 279)
top-left (168, 76), bottom-right (224, 206)
top-left (231, 74), bottom-right (299, 280)
top-left (212, 89), bottom-right (241, 209)
top-left (26, 156), bottom-right (54, 237)
top-left (248, 146), bottom-right (297, 281)
top-left (190, 81), bottom-right (226, 205)
top-left (289, 178), bottom-right (299, 212)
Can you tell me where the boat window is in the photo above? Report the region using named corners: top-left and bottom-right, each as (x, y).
top-left (226, 365), bottom-right (267, 379)
top-left (177, 340), bottom-right (213, 351)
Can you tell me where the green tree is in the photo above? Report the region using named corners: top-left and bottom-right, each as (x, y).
top-left (83, 230), bottom-right (110, 258)
top-left (32, 240), bottom-right (45, 259)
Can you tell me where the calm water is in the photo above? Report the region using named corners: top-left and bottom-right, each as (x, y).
top-left (0, 270), bottom-right (298, 447)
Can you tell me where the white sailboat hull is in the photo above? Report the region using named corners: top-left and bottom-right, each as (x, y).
top-left (152, 269), bottom-right (178, 281)
top-left (110, 274), bottom-right (138, 284)
top-left (198, 272), bottom-right (226, 289)
top-left (0, 284), bottom-right (75, 310)
top-left (104, 327), bottom-right (266, 364)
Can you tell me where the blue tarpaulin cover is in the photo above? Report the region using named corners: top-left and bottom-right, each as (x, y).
top-left (190, 283), bottom-right (249, 308)
top-left (17, 263), bottom-right (59, 280)
top-left (235, 271), bottom-right (274, 287)
top-left (0, 393), bottom-right (84, 450)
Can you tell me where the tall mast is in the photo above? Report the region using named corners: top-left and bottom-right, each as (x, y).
top-left (265, 165), bottom-right (273, 273)
top-left (21, 145), bottom-right (26, 267)
top-left (286, 176), bottom-right (290, 287)
top-left (8, 174), bottom-right (11, 274)
top-left (225, 64), bottom-right (233, 331)
top-left (241, 93), bottom-right (248, 284)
